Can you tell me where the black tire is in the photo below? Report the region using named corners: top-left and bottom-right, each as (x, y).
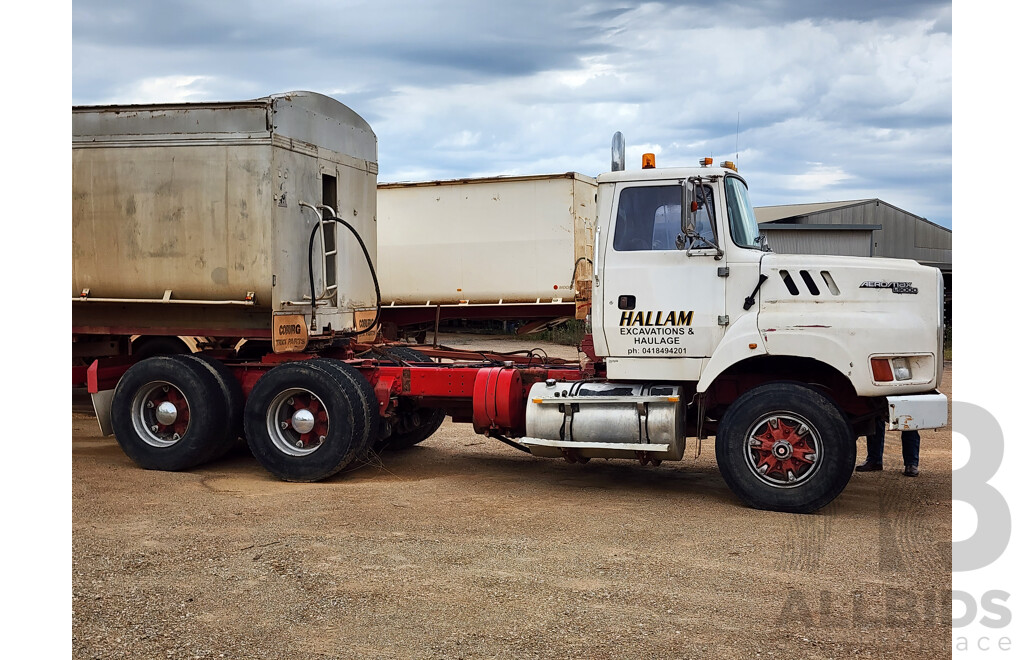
top-left (243, 361), bottom-right (363, 482)
top-left (110, 355), bottom-right (232, 471)
top-left (374, 347), bottom-right (446, 451)
top-left (305, 358), bottom-right (380, 456)
top-left (184, 353), bottom-right (246, 459)
top-left (380, 346), bottom-right (428, 365)
top-left (714, 382), bottom-right (855, 513)
top-left (379, 405), bottom-right (446, 451)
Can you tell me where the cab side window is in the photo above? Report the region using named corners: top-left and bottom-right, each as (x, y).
top-left (612, 186), bottom-right (681, 252)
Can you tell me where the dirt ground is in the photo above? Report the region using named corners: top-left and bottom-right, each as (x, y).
top-left (72, 333), bottom-right (953, 659)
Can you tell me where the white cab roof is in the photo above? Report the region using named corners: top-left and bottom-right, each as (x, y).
top-left (597, 166), bottom-right (744, 185)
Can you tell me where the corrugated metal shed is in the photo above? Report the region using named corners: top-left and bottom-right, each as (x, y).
top-left (754, 199), bottom-right (951, 273)
top-left (759, 223), bottom-right (880, 257)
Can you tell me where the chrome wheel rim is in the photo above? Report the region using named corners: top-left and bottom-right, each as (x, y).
top-left (130, 381), bottom-right (190, 448)
top-left (265, 388), bottom-right (329, 456)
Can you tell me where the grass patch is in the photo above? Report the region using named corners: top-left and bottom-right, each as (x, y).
top-left (533, 320), bottom-right (588, 346)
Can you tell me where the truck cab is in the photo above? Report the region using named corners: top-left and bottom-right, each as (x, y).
top-left (524, 155), bottom-right (948, 512)
top-left (592, 160), bottom-right (945, 413)
top-left (593, 164), bottom-right (760, 369)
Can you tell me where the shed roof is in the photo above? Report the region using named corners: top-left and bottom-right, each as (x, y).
top-left (755, 198), bottom-right (951, 236)
top-left (754, 199), bottom-right (876, 223)
top-left (759, 223), bottom-right (882, 232)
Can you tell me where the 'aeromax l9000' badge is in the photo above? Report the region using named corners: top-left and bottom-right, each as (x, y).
top-left (860, 281), bottom-right (918, 294)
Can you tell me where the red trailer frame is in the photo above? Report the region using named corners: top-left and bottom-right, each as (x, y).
top-left (84, 342), bottom-right (589, 440)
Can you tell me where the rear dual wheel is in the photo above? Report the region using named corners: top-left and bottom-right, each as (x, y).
top-left (243, 361), bottom-right (376, 482)
top-left (110, 355), bottom-right (237, 471)
top-left (305, 358), bottom-right (379, 457)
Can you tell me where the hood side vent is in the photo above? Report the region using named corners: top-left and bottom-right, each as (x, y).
top-left (779, 269), bottom-right (842, 297)
top-left (820, 271), bottom-right (840, 295)
top-left (799, 270), bottom-right (821, 296)
top-left (779, 270), bottom-right (800, 295)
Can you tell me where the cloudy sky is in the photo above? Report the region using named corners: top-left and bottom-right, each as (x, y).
top-left (71, 1), bottom-right (952, 227)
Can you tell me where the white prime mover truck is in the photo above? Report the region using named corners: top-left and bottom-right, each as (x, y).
top-left (74, 92), bottom-right (947, 513)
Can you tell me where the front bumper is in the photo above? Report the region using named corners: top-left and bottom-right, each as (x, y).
top-left (885, 392), bottom-right (948, 431)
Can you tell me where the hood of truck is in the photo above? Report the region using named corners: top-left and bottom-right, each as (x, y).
top-left (756, 253), bottom-right (944, 394)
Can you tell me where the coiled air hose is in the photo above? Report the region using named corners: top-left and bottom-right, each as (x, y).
top-left (304, 207), bottom-right (382, 338)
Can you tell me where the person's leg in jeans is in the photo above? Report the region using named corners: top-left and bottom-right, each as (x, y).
top-left (901, 430), bottom-right (920, 476)
top-left (857, 418), bottom-right (885, 471)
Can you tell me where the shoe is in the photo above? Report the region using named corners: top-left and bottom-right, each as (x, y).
top-left (855, 460), bottom-right (883, 472)
top-left (903, 465), bottom-right (919, 477)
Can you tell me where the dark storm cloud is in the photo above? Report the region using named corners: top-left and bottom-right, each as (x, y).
top-left (72, 0), bottom-right (620, 94)
top-left (71, 0), bottom-right (952, 227)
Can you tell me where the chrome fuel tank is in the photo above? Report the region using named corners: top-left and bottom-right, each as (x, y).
top-left (523, 381), bottom-right (686, 460)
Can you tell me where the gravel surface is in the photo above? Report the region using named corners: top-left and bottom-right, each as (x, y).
top-left (73, 334), bottom-right (952, 659)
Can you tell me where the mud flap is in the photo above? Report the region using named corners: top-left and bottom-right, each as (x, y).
top-left (91, 389), bottom-right (115, 436)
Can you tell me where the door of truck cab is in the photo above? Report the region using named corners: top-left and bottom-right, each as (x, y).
top-left (597, 179), bottom-right (727, 359)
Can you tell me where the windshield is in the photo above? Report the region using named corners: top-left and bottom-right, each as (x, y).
top-left (724, 176), bottom-right (761, 249)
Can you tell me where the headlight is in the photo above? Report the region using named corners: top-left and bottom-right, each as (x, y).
top-left (892, 357), bottom-right (912, 381)
top-left (870, 355), bottom-right (931, 385)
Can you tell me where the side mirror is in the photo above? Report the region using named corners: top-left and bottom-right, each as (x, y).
top-left (677, 178), bottom-right (723, 258)
top-left (679, 181), bottom-right (692, 245)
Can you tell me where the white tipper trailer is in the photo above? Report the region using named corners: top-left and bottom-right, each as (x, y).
top-left (376, 173), bottom-right (596, 338)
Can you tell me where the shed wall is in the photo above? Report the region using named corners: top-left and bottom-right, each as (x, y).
top-left (758, 200), bottom-right (951, 269)
top-left (760, 229), bottom-right (873, 257)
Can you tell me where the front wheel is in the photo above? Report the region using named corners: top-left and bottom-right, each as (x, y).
top-left (715, 382), bottom-right (855, 513)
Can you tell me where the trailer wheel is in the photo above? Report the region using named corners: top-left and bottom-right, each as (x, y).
top-left (715, 382), bottom-right (855, 513)
top-left (110, 355), bottom-right (232, 471)
top-left (375, 347), bottom-right (446, 451)
top-left (243, 362), bottom-right (362, 482)
top-left (184, 353), bottom-right (246, 459)
top-left (305, 358), bottom-right (380, 456)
